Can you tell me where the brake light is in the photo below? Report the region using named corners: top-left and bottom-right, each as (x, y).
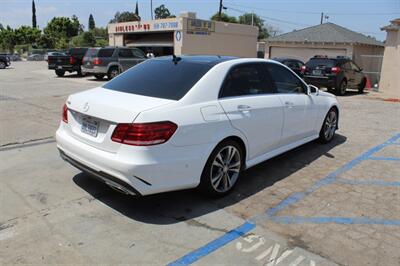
top-left (93, 58), bottom-right (102, 65)
top-left (111, 121), bottom-right (178, 146)
top-left (301, 65), bottom-right (307, 73)
top-left (69, 56), bottom-right (75, 65)
top-left (62, 104), bottom-right (68, 123)
top-left (331, 67), bottom-right (341, 74)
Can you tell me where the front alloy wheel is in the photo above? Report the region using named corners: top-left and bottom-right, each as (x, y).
top-left (200, 141), bottom-right (243, 196)
top-left (319, 108), bottom-right (337, 143)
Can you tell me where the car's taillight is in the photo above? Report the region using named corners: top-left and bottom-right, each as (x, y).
top-left (301, 65), bottom-right (307, 73)
top-left (331, 67), bottom-right (341, 74)
top-left (69, 57), bottom-right (75, 65)
top-left (93, 58), bottom-right (102, 65)
top-left (62, 104), bottom-right (68, 123)
top-left (111, 121), bottom-right (178, 146)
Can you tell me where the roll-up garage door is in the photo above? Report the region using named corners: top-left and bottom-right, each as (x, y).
top-left (270, 47), bottom-right (347, 62)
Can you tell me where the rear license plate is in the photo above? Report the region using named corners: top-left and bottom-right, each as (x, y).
top-left (312, 70), bottom-right (322, 75)
top-left (57, 65), bottom-right (62, 70)
top-left (81, 117), bottom-right (99, 137)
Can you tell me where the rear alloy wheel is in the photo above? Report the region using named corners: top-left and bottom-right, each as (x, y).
top-left (336, 80), bottom-right (347, 96)
top-left (0, 61), bottom-right (6, 69)
top-left (358, 78), bottom-right (366, 94)
top-left (108, 67), bottom-right (119, 80)
top-left (55, 69), bottom-right (65, 77)
top-left (94, 74), bottom-right (104, 80)
top-left (319, 108), bottom-right (338, 143)
top-left (199, 140), bottom-right (243, 197)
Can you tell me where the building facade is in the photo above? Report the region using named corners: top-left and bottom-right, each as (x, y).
top-left (108, 12), bottom-right (258, 58)
top-left (380, 19), bottom-right (400, 98)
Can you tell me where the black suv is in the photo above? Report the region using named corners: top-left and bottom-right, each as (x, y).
top-left (0, 54), bottom-right (11, 69)
top-left (302, 56), bottom-right (366, 95)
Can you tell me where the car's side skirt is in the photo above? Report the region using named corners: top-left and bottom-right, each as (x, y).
top-left (245, 134), bottom-right (319, 169)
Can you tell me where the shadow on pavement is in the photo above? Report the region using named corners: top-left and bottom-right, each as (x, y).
top-left (73, 134), bottom-right (347, 225)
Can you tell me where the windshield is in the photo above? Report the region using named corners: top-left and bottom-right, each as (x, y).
top-left (103, 59), bottom-right (213, 100)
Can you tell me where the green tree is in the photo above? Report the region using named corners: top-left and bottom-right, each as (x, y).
top-left (88, 14), bottom-right (95, 31)
top-left (71, 31), bottom-right (96, 47)
top-left (210, 12), bottom-right (237, 23)
top-left (238, 13), bottom-right (269, 39)
top-left (135, 1), bottom-right (139, 17)
top-left (154, 5), bottom-right (175, 19)
top-left (95, 39), bottom-right (108, 47)
top-left (0, 23), bottom-right (4, 30)
top-left (37, 34), bottom-right (54, 48)
top-left (44, 16), bottom-right (81, 40)
top-left (14, 25), bottom-right (41, 45)
top-left (109, 11), bottom-right (140, 23)
top-left (32, 0), bottom-right (37, 28)
top-left (0, 26), bottom-right (16, 51)
top-left (91, 27), bottom-right (108, 39)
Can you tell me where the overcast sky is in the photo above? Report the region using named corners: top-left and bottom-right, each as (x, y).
top-left (1, 0), bottom-right (399, 40)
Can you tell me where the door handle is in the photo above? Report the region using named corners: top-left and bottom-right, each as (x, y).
top-left (237, 105), bottom-right (251, 111)
top-left (284, 101), bottom-right (294, 108)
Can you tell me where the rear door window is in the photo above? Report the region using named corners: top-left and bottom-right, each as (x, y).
top-left (220, 63), bottom-right (274, 98)
top-left (118, 49), bottom-right (134, 58)
top-left (85, 48), bottom-right (99, 57)
top-left (103, 59), bottom-right (212, 100)
top-left (98, 48), bottom-right (115, 57)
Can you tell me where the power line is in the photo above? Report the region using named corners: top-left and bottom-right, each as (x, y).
top-left (224, 5), bottom-right (312, 27)
top-left (226, 1), bottom-right (399, 16)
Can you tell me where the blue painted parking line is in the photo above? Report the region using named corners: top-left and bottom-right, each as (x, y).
top-left (266, 133), bottom-right (400, 219)
top-left (168, 133), bottom-right (400, 265)
top-left (336, 178), bottom-right (400, 187)
top-left (271, 216), bottom-right (400, 226)
top-left (168, 221), bottom-right (256, 266)
top-left (367, 156), bottom-right (400, 161)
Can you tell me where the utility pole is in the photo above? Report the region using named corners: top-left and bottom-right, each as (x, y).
top-left (251, 11), bottom-right (254, 26)
top-left (320, 12), bottom-right (324, 24)
top-left (151, 0), bottom-right (153, 20)
top-left (218, 0), bottom-right (223, 21)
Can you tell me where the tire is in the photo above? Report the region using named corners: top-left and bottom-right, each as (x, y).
top-left (358, 78), bottom-right (366, 94)
top-left (107, 67), bottom-right (119, 80)
top-left (0, 61), bottom-right (6, 69)
top-left (319, 108), bottom-right (338, 143)
top-left (336, 79), bottom-right (347, 96)
top-left (199, 140), bottom-right (244, 197)
top-left (55, 69), bottom-right (65, 77)
top-left (94, 74), bottom-right (105, 80)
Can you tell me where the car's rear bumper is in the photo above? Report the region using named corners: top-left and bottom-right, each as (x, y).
top-left (81, 66), bottom-right (107, 75)
top-left (56, 124), bottom-right (213, 196)
top-left (304, 76), bottom-right (337, 88)
top-left (48, 65), bottom-right (81, 72)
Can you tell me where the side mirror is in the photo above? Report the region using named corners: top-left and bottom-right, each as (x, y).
top-left (308, 85), bottom-right (319, 95)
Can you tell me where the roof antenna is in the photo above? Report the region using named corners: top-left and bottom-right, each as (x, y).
top-left (172, 54), bottom-right (181, 65)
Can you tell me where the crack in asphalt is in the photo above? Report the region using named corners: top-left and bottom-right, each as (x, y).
top-left (0, 137), bottom-right (55, 151)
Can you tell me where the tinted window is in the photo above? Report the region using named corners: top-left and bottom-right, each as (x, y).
top-left (266, 63), bottom-right (306, 94)
top-left (69, 48), bottom-right (88, 56)
top-left (103, 59), bottom-right (212, 100)
top-left (118, 49), bottom-right (134, 58)
top-left (306, 58), bottom-right (336, 68)
top-left (220, 63), bottom-right (274, 98)
top-left (85, 48), bottom-right (99, 57)
top-left (98, 48), bottom-right (115, 57)
top-left (132, 48), bottom-right (146, 59)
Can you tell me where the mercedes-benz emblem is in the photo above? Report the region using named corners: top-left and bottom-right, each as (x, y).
top-left (83, 102), bottom-right (90, 112)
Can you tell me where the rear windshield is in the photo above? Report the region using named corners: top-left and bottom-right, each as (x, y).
top-left (103, 59), bottom-right (212, 100)
top-left (69, 48), bottom-right (88, 56)
top-left (85, 48), bottom-right (99, 57)
top-left (306, 58), bottom-right (337, 68)
top-left (98, 48), bottom-right (115, 57)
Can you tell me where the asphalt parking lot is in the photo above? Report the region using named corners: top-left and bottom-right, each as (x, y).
top-left (1, 61), bottom-right (399, 266)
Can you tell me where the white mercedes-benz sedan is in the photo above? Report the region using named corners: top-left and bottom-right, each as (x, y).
top-left (56, 55), bottom-right (339, 197)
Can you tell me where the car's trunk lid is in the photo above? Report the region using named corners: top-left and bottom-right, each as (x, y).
top-left (65, 87), bottom-right (174, 152)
